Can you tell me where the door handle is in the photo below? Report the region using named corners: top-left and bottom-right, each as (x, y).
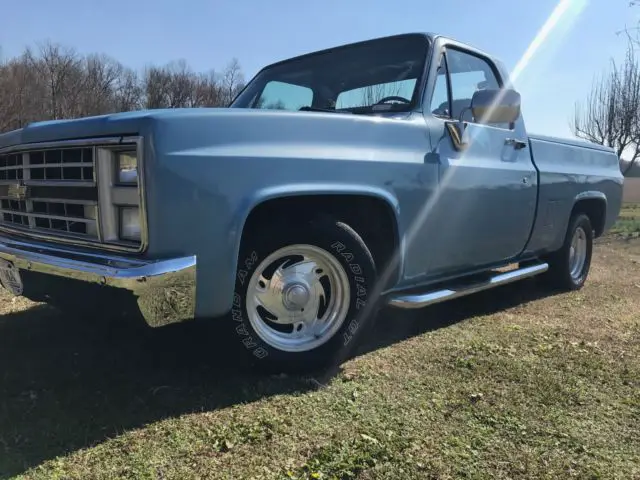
top-left (505, 138), bottom-right (528, 150)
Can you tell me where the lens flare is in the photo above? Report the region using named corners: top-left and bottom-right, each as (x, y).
top-left (368, 0), bottom-right (588, 313)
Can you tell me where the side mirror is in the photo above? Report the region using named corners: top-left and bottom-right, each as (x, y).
top-left (470, 88), bottom-right (521, 124)
top-left (448, 89), bottom-right (522, 151)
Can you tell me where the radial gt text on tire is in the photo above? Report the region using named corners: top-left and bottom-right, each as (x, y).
top-left (544, 212), bottom-right (594, 291)
top-left (230, 217), bottom-right (378, 373)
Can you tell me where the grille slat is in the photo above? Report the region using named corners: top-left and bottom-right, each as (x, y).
top-left (0, 146), bottom-right (98, 240)
top-left (0, 208), bottom-right (96, 224)
top-left (0, 198), bottom-right (97, 237)
top-left (1, 148), bottom-right (94, 183)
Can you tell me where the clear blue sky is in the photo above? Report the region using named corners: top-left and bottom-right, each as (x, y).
top-left (0, 0), bottom-right (635, 139)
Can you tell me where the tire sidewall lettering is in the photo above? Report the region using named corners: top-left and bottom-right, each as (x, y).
top-left (232, 251), bottom-right (269, 359)
top-left (330, 241), bottom-right (368, 346)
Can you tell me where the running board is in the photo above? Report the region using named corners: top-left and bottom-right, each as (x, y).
top-left (387, 263), bottom-right (548, 310)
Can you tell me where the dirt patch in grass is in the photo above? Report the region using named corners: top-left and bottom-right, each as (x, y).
top-left (1, 240), bottom-right (639, 479)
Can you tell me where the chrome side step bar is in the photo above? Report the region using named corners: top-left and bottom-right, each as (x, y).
top-left (387, 263), bottom-right (548, 310)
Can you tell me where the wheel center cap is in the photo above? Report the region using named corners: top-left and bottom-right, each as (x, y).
top-left (283, 283), bottom-right (310, 310)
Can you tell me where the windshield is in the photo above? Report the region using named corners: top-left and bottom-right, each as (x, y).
top-left (230, 34), bottom-right (429, 113)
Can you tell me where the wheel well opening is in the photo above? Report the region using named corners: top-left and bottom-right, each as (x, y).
top-left (572, 198), bottom-right (606, 237)
top-left (242, 195), bottom-right (401, 286)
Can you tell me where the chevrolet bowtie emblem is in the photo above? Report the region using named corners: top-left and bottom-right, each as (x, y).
top-left (7, 183), bottom-right (29, 201)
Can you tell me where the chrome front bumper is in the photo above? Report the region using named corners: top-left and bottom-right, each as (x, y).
top-left (0, 236), bottom-right (196, 328)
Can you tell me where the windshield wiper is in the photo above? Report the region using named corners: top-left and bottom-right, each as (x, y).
top-left (298, 106), bottom-right (352, 114)
top-left (298, 105), bottom-right (409, 115)
top-left (347, 104), bottom-right (411, 115)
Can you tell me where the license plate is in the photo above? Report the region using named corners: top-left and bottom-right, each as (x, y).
top-left (0, 259), bottom-right (23, 296)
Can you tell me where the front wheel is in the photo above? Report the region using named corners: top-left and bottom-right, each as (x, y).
top-left (230, 217), bottom-right (378, 373)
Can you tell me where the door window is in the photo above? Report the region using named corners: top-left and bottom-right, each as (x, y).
top-left (430, 48), bottom-right (510, 129)
top-left (430, 56), bottom-right (450, 117)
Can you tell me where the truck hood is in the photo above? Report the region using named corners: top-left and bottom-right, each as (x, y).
top-left (0, 109), bottom-right (191, 148)
top-left (0, 108), bottom-right (416, 150)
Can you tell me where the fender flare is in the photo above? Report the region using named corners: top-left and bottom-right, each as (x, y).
top-left (570, 190), bottom-right (608, 236)
top-left (573, 190), bottom-right (607, 206)
top-left (228, 183), bottom-right (405, 286)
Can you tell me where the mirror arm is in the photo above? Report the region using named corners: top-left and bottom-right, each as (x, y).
top-left (456, 106), bottom-right (471, 138)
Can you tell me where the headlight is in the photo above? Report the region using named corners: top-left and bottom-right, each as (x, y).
top-left (116, 151), bottom-right (138, 185)
top-left (119, 207), bottom-right (141, 241)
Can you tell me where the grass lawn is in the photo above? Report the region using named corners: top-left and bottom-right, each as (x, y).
top-left (0, 235), bottom-right (639, 478)
top-left (611, 203), bottom-right (640, 237)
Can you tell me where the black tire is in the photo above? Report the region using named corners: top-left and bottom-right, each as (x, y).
top-left (543, 213), bottom-right (594, 291)
top-left (230, 216), bottom-right (378, 374)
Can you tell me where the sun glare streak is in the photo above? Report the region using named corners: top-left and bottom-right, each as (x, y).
top-left (368, 0), bottom-right (588, 306)
top-left (510, 0), bottom-right (587, 85)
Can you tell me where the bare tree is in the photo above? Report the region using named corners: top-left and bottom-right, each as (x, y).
top-left (164, 60), bottom-right (197, 108)
top-left (219, 58), bottom-right (245, 106)
top-left (26, 42), bottom-right (84, 120)
top-left (0, 53), bottom-right (48, 131)
top-left (114, 67), bottom-right (143, 112)
top-left (143, 65), bottom-right (172, 109)
top-left (573, 42), bottom-right (640, 176)
top-left (263, 99), bottom-right (286, 110)
top-left (77, 53), bottom-right (124, 116)
top-left (192, 71), bottom-right (223, 107)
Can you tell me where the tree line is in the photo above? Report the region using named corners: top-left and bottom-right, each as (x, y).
top-left (0, 41), bottom-right (246, 134)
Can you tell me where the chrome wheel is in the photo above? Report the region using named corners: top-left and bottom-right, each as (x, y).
top-left (568, 226), bottom-right (588, 281)
top-left (245, 244), bottom-right (351, 353)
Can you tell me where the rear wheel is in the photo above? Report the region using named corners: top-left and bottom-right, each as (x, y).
top-left (543, 213), bottom-right (593, 291)
top-left (231, 217), bottom-right (378, 373)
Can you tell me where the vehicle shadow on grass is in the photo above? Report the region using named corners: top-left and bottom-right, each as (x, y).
top-left (359, 277), bottom-right (553, 356)
top-left (0, 277), bottom-right (554, 478)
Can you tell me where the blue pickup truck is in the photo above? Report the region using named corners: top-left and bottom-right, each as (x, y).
top-left (0, 33), bottom-right (624, 372)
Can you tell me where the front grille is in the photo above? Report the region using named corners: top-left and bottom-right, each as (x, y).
top-left (0, 139), bottom-right (143, 251)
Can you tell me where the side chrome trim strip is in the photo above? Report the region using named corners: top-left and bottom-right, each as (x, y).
top-left (387, 263), bottom-right (548, 309)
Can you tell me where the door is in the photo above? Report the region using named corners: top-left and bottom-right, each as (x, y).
top-left (423, 47), bottom-right (537, 276)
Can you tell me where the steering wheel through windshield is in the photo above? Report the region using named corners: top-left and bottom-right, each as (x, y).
top-left (374, 96), bottom-right (411, 105)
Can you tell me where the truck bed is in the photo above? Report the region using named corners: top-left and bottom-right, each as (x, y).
top-left (524, 133), bottom-right (624, 255)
